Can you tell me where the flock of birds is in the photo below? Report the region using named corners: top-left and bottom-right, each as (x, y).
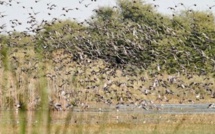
top-left (0, 0), bottom-right (99, 33)
top-left (0, 0), bottom-right (215, 112)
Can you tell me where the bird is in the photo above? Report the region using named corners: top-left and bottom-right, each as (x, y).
top-left (54, 103), bottom-right (63, 111)
top-left (207, 103), bottom-right (215, 109)
top-left (0, 0), bottom-right (214, 114)
top-left (15, 103), bottom-right (22, 110)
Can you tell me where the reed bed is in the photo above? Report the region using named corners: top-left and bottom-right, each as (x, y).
top-left (1, 111), bottom-right (215, 134)
top-left (1, 0), bottom-right (215, 133)
top-left (1, 38), bottom-right (215, 134)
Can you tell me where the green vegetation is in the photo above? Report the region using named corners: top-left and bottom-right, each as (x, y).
top-left (1, 0), bottom-right (215, 107)
top-left (2, 0), bottom-right (215, 74)
top-left (0, 0), bottom-right (215, 133)
top-left (1, 112), bottom-right (215, 134)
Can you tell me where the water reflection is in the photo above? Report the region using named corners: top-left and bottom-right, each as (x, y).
top-left (0, 103), bottom-right (215, 125)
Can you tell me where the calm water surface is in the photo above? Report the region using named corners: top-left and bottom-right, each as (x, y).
top-left (1, 103), bottom-right (215, 125)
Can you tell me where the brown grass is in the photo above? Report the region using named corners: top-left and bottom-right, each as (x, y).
top-left (1, 47), bottom-right (215, 111)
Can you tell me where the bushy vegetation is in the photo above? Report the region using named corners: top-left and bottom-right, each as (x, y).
top-left (1, 0), bottom-right (215, 75)
top-left (0, 0), bottom-right (215, 108)
top-left (1, 0), bottom-right (215, 133)
top-left (27, 0), bottom-right (215, 75)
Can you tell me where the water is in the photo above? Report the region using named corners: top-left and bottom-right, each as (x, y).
top-left (154, 103), bottom-right (215, 114)
top-left (71, 103), bottom-right (215, 114)
top-left (0, 103), bottom-right (215, 125)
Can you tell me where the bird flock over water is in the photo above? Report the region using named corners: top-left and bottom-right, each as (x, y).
top-left (0, 0), bottom-right (215, 112)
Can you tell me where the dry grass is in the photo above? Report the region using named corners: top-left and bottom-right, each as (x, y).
top-left (1, 47), bottom-right (215, 134)
top-left (1, 47), bottom-right (215, 110)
